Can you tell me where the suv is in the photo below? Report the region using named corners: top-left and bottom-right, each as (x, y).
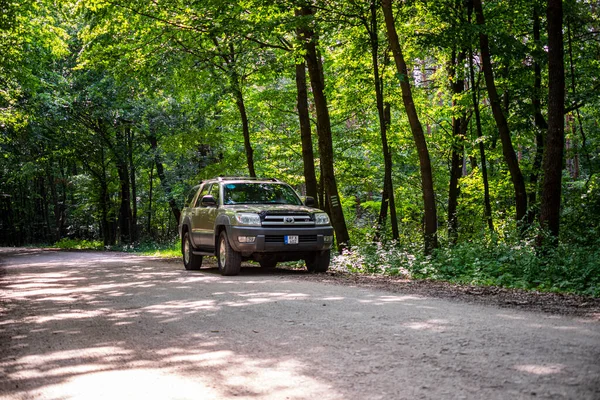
top-left (179, 177), bottom-right (334, 275)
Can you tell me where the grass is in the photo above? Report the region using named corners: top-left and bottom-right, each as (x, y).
top-left (135, 241), bottom-right (182, 258)
top-left (51, 238), bottom-right (181, 258)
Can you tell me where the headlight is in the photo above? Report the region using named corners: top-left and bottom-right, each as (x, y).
top-left (235, 213), bottom-right (261, 226)
top-left (314, 212), bottom-right (330, 225)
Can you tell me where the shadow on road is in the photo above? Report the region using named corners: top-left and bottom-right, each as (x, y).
top-left (1, 248), bottom-right (599, 400)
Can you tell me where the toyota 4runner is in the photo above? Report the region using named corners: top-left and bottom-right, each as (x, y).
top-left (179, 177), bottom-right (334, 275)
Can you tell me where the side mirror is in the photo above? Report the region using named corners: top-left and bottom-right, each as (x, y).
top-left (200, 195), bottom-right (217, 207)
top-left (304, 196), bottom-right (315, 207)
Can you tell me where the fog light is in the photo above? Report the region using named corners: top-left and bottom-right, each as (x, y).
top-left (324, 235), bottom-right (333, 243)
top-left (238, 236), bottom-right (256, 243)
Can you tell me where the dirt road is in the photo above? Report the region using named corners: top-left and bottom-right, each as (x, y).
top-left (1, 248), bottom-right (599, 399)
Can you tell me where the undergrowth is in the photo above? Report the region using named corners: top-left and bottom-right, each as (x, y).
top-left (331, 234), bottom-right (600, 297)
top-left (53, 238), bottom-right (104, 250)
top-left (54, 233), bottom-right (599, 297)
top-left (53, 238), bottom-right (181, 257)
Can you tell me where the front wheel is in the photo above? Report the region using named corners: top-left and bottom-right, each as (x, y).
top-left (217, 231), bottom-right (241, 276)
top-left (306, 249), bottom-right (330, 273)
top-left (183, 231), bottom-right (203, 270)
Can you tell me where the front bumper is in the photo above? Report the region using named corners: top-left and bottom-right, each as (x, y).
top-left (227, 225), bottom-right (334, 255)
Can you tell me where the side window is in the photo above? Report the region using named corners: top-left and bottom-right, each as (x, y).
top-left (209, 183), bottom-right (220, 205)
top-left (185, 186), bottom-right (200, 207)
top-left (193, 184), bottom-right (210, 207)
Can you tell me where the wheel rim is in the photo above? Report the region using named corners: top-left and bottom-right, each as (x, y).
top-left (219, 237), bottom-right (227, 267)
top-left (184, 235), bottom-right (190, 264)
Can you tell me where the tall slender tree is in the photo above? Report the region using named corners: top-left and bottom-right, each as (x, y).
top-left (294, 10), bottom-right (320, 207)
top-left (472, 0), bottom-right (527, 228)
top-left (448, 49), bottom-right (466, 244)
top-left (539, 0), bottom-right (565, 242)
top-left (382, 0), bottom-right (438, 254)
top-left (297, 4), bottom-right (350, 250)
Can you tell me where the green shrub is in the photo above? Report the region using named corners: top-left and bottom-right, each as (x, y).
top-left (134, 240), bottom-right (181, 258)
top-left (54, 238), bottom-right (104, 250)
top-left (330, 233), bottom-right (600, 297)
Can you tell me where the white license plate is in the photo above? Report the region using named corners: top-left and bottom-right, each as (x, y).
top-left (285, 235), bottom-right (299, 244)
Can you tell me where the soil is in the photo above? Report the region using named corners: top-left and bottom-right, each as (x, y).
top-left (297, 270), bottom-right (600, 320)
top-left (1, 248), bottom-right (599, 400)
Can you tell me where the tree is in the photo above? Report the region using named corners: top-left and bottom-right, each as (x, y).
top-left (472, 0), bottom-right (528, 228)
top-left (539, 0), bottom-right (565, 242)
top-left (297, 4), bottom-right (351, 250)
top-left (381, 0), bottom-right (438, 254)
top-left (448, 48), bottom-right (467, 244)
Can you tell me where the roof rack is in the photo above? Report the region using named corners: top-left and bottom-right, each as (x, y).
top-left (216, 176), bottom-right (280, 182)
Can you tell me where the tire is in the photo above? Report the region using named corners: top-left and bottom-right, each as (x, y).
top-left (259, 257), bottom-right (277, 269)
top-left (306, 249), bottom-right (330, 273)
top-left (217, 230), bottom-right (241, 276)
top-left (183, 231), bottom-right (203, 270)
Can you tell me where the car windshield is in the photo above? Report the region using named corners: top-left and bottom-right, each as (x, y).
top-left (223, 183), bottom-right (302, 205)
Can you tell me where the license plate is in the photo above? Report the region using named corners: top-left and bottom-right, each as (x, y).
top-left (285, 235), bottom-right (299, 244)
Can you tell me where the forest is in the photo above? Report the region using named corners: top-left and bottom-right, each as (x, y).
top-left (1, 0), bottom-right (599, 295)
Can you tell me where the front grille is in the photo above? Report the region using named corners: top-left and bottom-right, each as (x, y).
top-left (261, 213), bottom-right (314, 227)
top-left (264, 235), bottom-right (318, 243)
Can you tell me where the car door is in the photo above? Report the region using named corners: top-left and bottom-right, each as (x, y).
top-left (199, 183), bottom-right (220, 249)
top-left (190, 184), bottom-right (210, 247)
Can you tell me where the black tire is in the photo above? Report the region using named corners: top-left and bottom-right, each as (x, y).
top-left (259, 257), bottom-right (277, 269)
top-left (183, 231), bottom-right (203, 270)
top-left (217, 230), bottom-right (241, 276)
top-left (306, 249), bottom-right (330, 273)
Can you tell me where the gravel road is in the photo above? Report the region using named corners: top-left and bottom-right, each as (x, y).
top-left (1, 248), bottom-right (599, 400)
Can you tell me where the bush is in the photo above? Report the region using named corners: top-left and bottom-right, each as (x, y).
top-left (53, 238), bottom-right (104, 250)
top-left (330, 234), bottom-right (600, 297)
top-left (134, 240), bottom-right (181, 258)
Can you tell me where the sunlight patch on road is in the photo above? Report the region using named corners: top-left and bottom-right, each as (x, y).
top-left (13, 346), bottom-right (133, 366)
top-left (162, 349), bottom-right (235, 366)
top-left (357, 295), bottom-right (424, 306)
top-left (143, 300), bottom-right (218, 313)
top-left (28, 310), bottom-right (106, 324)
top-left (31, 369), bottom-right (224, 400)
top-left (403, 319), bottom-right (450, 332)
top-left (9, 348), bottom-right (342, 400)
top-left (514, 364), bottom-right (564, 375)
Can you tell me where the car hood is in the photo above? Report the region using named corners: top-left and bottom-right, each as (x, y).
top-left (222, 204), bottom-right (321, 214)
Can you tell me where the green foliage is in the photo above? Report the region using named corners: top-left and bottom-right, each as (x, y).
top-left (333, 234), bottom-right (600, 297)
top-left (131, 240), bottom-right (182, 258)
top-left (54, 238), bottom-right (104, 250)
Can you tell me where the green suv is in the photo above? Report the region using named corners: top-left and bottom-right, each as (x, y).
top-left (179, 177), bottom-right (334, 275)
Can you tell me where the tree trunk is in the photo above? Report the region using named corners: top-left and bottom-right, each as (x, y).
top-left (382, 0), bottom-right (438, 254)
top-left (147, 162), bottom-right (154, 237)
top-left (448, 49), bottom-right (466, 245)
top-left (539, 0), bottom-right (565, 242)
top-left (99, 147), bottom-right (116, 246)
top-left (566, 20), bottom-right (593, 178)
top-left (469, 61), bottom-right (494, 232)
top-left (127, 126), bottom-right (138, 242)
top-left (472, 0), bottom-right (528, 228)
top-left (148, 134), bottom-right (181, 225)
top-left (116, 162), bottom-right (132, 244)
top-left (299, 5), bottom-right (350, 250)
top-left (369, 0), bottom-right (399, 241)
top-left (115, 127), bottom-right (132, 244)
top-left (294, 56), bottom-right (319, 207)
top-left (529, 3), bottom-right (547, 224)
top-left (467, 7), bottom-right (494, 232)
top-left (46, 168), bottom-right (61, 242)
top-left (232, 84), bottom-right (256, 178)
